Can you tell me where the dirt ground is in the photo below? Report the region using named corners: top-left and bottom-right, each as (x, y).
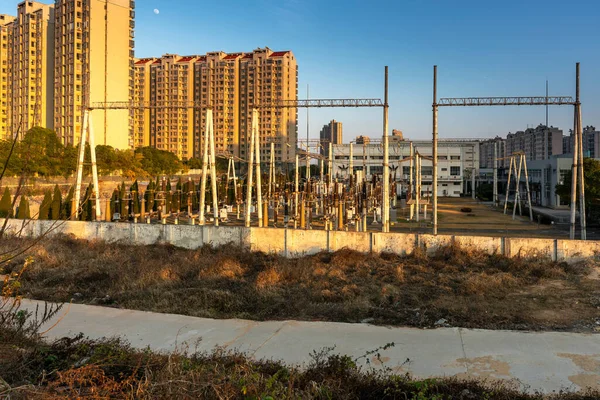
top-left (2, 236), bottom-right (599, 333)
top-left (391, 197), bottom-right (569, 238)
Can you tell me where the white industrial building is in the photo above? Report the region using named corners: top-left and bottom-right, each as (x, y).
top-left (331, 138), bottom-right (480, 197)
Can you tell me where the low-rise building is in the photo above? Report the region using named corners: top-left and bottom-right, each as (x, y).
top-left (331, 138), bottom-right (480, 197)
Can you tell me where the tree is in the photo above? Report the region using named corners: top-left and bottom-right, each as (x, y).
top-left (556, 158), bottom-right (600, 224)
top-left (19, 127), bottom-right (66, 177)
top-left (135, 147), bottom-right (183, 176)
top-left (0, 187), bottom-right (12, 218)
top-left (50, 185), bottom-right (62, 220)
top-left (39, 190), bottom-right (52, 220)
top-left (17, 195), bottom-right (30, 219)
top-left (61, 185), bottom-right (74, 219)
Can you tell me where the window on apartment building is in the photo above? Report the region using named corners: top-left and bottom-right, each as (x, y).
top-left (450, 166), bottom-right (460, 176)
top-left (451, 155), bottom-right (460, 160)
top-left (441, 168), bottom-right (447, 171)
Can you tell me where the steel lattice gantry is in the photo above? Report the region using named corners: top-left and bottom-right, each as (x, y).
top-left (437, 96), bottom-right (575, 107)
top-left (432, 63), bottom-right (585, 240)
top-left (89, 98), bottom-right (384, 110)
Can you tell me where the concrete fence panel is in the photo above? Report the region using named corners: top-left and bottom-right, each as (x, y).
top-left (372, 232), bottom-right (417, 255)
top-left (2, 219), bottom-right (600, 264)
top-left (556, 239), bottom-right (600, 262)
top-left (249, 227), bottom-right (285, 254)
top-left (285, 229), bottom-right (328, 257)
top-left (505, 238), bottom-right (555, 260)
top-left (328, 231), bottom-right (371, 253)
top-left (454, 235), bottom-right (502, 255)
top-left (419, 234), bottom-right (453, 255)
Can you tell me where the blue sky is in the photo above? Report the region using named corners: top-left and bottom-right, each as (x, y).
top-left (2, 0), bottom-right (598, 141)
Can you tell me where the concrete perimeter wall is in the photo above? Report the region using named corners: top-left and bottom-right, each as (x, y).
top-left (1, 219), bottom-right (598, 263)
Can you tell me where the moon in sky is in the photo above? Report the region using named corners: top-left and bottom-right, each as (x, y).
top-left (153, 9), bottom-right (160, 15)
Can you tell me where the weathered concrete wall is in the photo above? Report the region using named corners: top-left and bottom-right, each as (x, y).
top-left (2, 219), bottom-right (599, 263)
top-left (506, 238), bottom-right (555, 260)
top-left (372, 232), bottom-right (417, 255)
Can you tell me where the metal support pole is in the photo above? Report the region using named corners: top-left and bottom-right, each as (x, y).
top-left (74, 109), bottom-right (89, 219)
top-left (409, 142), bottom-right (414, 220)
top-left (328, 142), bottom-right (333, 186)
top-left (208, 110), bottom-right (219, 226)
top-left (255, 109), bottom-right (263, 227)
top-left (269, 142), bottom-right (274, 198)
top-left (522, 154), bottom-right (534, 221)
top-left (245, 109), bottom-right (256, 228)
top-left (416, 153), bottom-right (420, 222)
top-left (263, 200), bottom-right (269, 227)
top-left (471, 169), bottom-right (476, 200)
top-left (569, 98), bottom-right (579, 239)
top-left (493, 141), bottom-right (498, 206)
top-left (576, 62), bottom-right (586, 240)
top-left (432, 65), bottom-right (438, 235)
top-left (504, 156), bottom-right (514, 214)
top-left (382, 66), bottom-right (390, 233)
top-left (513, 155), bottom-right (523, 220)
top-left (199, 109), bottom-right (210, 225)
top-left (294, 154), bottom-right (299, 219)
top-left (349, 142), bottom-right (353, 179)
top-left (87, 112), bottom-right (101, 219)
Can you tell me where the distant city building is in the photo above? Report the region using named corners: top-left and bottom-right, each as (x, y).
top-left (479, 137), bottom-right (506, 169)
top-left (355, 135), bottom-right (370, 145)
top-left (3, 2), bottom-right (54, 139)
top-left (390, 129), bottom-right (404, 143)
top-left (563, 126), bottom-right (600, 158)
top-left (332, 139), bottom-right (480, 197)
top-left (133, 48), bottom-right (298, 161)
top-left (505, 124), bottom-right (563, 161)
top-left (319, 119), bottom-right (342, 155)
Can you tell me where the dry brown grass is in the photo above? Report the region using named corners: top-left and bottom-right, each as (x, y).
top-left (4, 324), bottom-right (598, 400)
top-left (1, 235), bottom-right (599, 331)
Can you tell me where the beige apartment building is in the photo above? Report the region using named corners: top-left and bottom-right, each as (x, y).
top-left (0, 14), bottom-right (16, 139)
top-left (239, 48), bottom-right (298, 164)
top-left (133, 47), bottom-right (298, 162)
top-left (319, 119), bottom-right (342, 156)
top-left (3, 2), bottom-right (54, 138)
top-left (53, 0), bottom-right (134, 148)
top-left (131, 57), bottom-right (154, 149)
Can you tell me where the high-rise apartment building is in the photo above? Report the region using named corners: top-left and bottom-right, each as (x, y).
top-left (131, 57), bottom-right (154, 149)
top-left (479, 137), bottom-right (506, 169)
top-left (563, 125), bottom-right (600, 159)
top-left (505, 124), bottom-right (563, 161)
top-left (150, 54), bottom-right (196, 159)
top-left (238, 48), bottom-right (297, 164)
top-left (0, 14), bottom-right (16, 139)
top-left (319, 119), bottom-right (342, 155)
top-left (53, 0), bottom-right (134, 148)
top-left (4, 2), bottom-right (54, 138)
top-left (133, 47), bottom-right (298, 162)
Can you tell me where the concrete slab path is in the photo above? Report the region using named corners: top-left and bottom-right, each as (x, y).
top-left (21, 299), bottom-right (600, 394)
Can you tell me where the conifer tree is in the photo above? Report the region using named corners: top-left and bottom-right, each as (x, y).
top-left (0, 187), bottom-right (12, 218)
top-left (39, 190), bottom-right (52, 220)
top-left (119, 181), bottom-right (126, 216)
top-left (61, 186), bottom-right (74, 219)
top-left (50, 184), bottom-right (62, 220)
top-left (17, 196), bottom-right (30, 219)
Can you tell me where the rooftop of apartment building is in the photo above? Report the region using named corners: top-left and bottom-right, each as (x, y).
top-left (134, 48), bottom-right (294, 64)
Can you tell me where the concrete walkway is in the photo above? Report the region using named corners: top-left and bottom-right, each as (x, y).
top-left (21, 299), bottom-right (600, 394)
